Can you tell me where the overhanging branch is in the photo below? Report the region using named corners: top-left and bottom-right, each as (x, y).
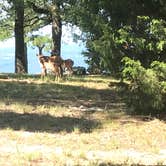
top-left (27, 1), bottom-right (49, 15)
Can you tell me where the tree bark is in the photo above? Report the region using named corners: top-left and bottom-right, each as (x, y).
top-left (38, 45), bottom-right (45, 54)
top-left (50, 4), bottom-right (62, 56)
top-left (14, 0), bottom-right (27, 73)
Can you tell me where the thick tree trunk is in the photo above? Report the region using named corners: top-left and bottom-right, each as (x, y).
top-left (50, 4), bottom-right (62, 56)
top-left (14, 1), bottom-right (27, 73)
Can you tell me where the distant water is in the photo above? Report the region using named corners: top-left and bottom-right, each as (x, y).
top-left (0, 42), bottom-right (88, 74)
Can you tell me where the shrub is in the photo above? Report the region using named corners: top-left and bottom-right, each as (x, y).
top-left (151, 61), bottom-right (166, 81)
top-left (73, 66), bottom-right (86, 75)
top-left (122, 57), bottom-right (166, 113)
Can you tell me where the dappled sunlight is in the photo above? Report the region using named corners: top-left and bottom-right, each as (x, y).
top-left (0, 74), bottom-right (166, 165)
top-left (0, 75), bottom-right (123, 110)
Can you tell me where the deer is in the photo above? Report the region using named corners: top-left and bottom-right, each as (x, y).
top-left (37, 54), bottom-right (63, 80)
top-left (62, 59), bottom-right (74, 75)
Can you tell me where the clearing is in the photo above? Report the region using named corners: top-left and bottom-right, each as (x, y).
top-left (0, 74), bottom-right (165, 165)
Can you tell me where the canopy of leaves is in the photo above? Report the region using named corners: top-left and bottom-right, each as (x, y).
top-left (65, 0), bottom-right (166, 74)
top-left (27, 34), bottom-right (52, 53)
top-left (0, 0), bottom-right (53, 41)
top-left (0, 0), bottom-right (14, 40)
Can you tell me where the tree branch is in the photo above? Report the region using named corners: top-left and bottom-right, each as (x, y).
top-left (27, 1), bottom-right (49, 15)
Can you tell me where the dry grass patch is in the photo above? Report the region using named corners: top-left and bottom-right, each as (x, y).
top-left (0, 74), bottom-right (165, 165)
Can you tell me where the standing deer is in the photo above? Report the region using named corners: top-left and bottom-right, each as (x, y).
top-left (62, 59), bottom-right (74, 75)
top-left (37, 54), bottom-right (63, 80)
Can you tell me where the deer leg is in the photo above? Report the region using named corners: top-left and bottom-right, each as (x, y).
top-left (69, 67), bottom-right (73, 75)
top-left (41, 67), bottom-right (47, 79)
top-left (52, 65), bottom-right (58, 81)
top-left (59, 65), bottom-right (63, 78)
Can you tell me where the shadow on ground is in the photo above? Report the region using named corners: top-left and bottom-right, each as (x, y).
top-left (0, 110), bottom-right (101, 133)
top-left (0, 77), bottom-right (164, 125)
top-left (0, 79), bottom-right (122, 109)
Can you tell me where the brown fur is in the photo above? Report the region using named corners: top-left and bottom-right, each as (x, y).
top-left (37, 54), bottom-right (63, 79)
top-left (62, 59), bottom-right (74, 75)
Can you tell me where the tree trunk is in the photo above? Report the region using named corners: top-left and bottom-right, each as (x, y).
top-left (50, 4), bottom-right (62, 56)
top-left (27, 1), bottom-right (62, 57)
top-left (39, 47), bottom-right (43, 54)
top-left (14, 1), bottom-right (27, 73)
top-left (38, 45), bottom-right (45, 55)
top-left (24, 42), bottom-right (28, 72)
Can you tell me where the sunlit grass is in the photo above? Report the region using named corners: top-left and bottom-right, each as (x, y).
top-left (0, 74), bottom-right (165, 165)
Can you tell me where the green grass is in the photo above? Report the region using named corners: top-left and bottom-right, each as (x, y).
top-left (0, 74), bottom-right (166, 165)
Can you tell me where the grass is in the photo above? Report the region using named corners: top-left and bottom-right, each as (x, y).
top-left (0, 74), bottom-right (166, 165)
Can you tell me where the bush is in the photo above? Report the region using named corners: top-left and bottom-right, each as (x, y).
top-left (122, 57), bottom-right (166, 113)
top-left (73, 66), bottom-right (86, 75)
top-left (151, 61), bottom-right (166, 81)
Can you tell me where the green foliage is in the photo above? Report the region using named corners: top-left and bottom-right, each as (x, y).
top-left (1, 0), bottom-right (166, 76)
top-left (92, 24), bottom-right (122, 74)
top-left (0, 1), bottom-right (14, 40)
top-left (0, 27), bottom-right (12, 40)
top-left (122, 57), bottom-right (145, 82)
top-left (0, 0), bottom-right (54, 41)
top-left (83, 48), bottom-right (104, 74)
top-left (117, 16), bottom-right (166, 67)
top-left (27, 34), bottom-right (52, 54)
top-left (151, 61), bottom-right (166, 81)
top-left (67, 0), bottom-right (166, 75)
top-left (122, 57), bottom-right (166, 113)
